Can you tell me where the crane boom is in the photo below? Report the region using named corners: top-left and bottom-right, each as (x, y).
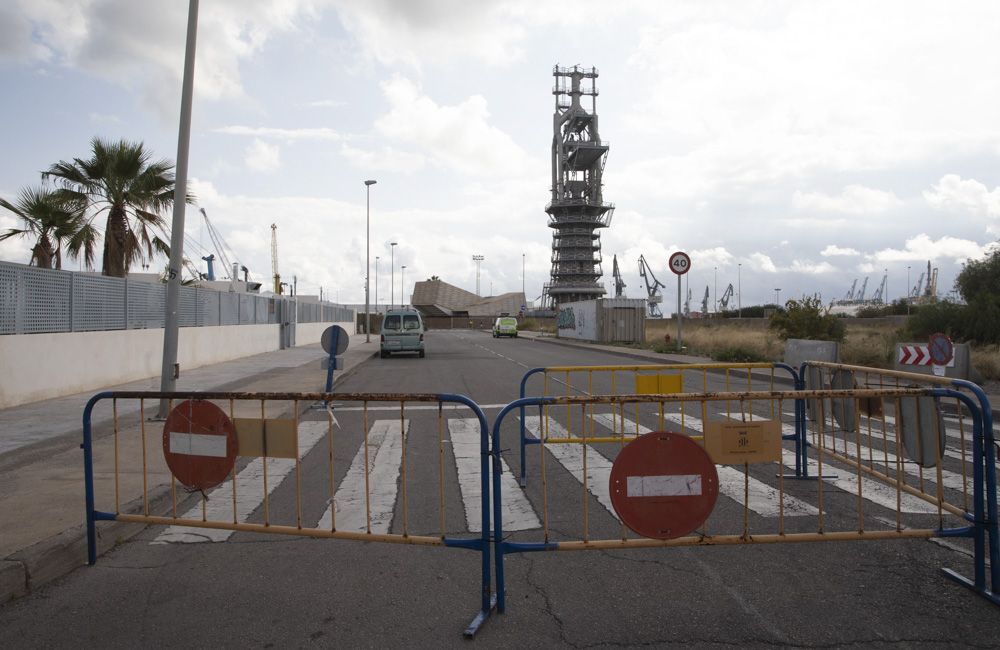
top-left (271, 224), bottom-right (281, 294)
top-left (612, 254), bottom-right (626, 297)
top-left (719, 283), bottom-right (734, 310)
top-left (199, 208), bottom-right (234, 280)
top-left (638, 255), bottom-right (666, 318)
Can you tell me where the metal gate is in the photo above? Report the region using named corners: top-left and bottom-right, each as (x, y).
top-left (82, 389), bottom-right (495, 636)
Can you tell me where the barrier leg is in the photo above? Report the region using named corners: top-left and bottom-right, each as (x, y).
top-left (82, 397), bottom-right (98, 565)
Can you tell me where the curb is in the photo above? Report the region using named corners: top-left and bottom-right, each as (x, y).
top-left (0, 350), bottom-right (378, 606)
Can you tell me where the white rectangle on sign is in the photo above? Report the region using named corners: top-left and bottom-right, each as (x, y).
top-left (627, 474), bottom-right (702, 497)
top-left (169, 432), bottom-right (228, 458)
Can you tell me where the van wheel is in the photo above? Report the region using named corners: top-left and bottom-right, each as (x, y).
top-left (419, 350), bottom-right (425, 358)
top-left (380, 350), bottom-right (388, 358)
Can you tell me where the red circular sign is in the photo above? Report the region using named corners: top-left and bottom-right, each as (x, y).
top-left (162, 400), bottom-right (238, 491)
top-left (928, 332), bottom-right (954, 365)
top-left (609, 431), bottom-right (718, 540)
top-left (668, 252), bottom-right (691, 275)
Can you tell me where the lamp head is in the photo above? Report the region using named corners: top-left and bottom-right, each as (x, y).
top-left (365, 180), bottom-right (377, 186)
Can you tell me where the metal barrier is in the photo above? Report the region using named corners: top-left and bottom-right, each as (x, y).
top-left (517, 363), bottom-right (804, 485)
top-left (799, 361), bottom-right (1000, 600)
top-left (82, 390), bottom-right (495, 637)
top-left (490, 386), bottom-right (999, 614)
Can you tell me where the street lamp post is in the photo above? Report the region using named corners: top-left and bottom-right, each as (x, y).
top-left (775, 288), bottom-right (781, 307)
top-left (390, 241), bottom-right (398, 309)
top-left (472, 255), bottom-right (484, 296)
top-left (738, 263), bottom-right (742, 319)
top-left (522, 253), bottom-right (525, 302)
top-left (401, 265), bottom-right (407, 307)
top-left (907, 265), bottom-right (911, 316)
top-left (364, 179), bottom-right (376, 342)
top-left (375, 256), bottom-right (380, 314)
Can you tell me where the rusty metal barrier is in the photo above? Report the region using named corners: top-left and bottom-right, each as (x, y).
top-left (490, 385), bottom-right (1000, 615)
top-left (798, 361), bottom-right (1000, 601)
top-left (82, 390), bottom-right (495, 637)
top-left (517, 362), bottom-right (805, 485)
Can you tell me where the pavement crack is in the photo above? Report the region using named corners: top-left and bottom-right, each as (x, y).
top-left (522, 554), bottom-right (580, 648)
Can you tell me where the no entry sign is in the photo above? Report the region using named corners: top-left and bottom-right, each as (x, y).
top-left (162, 400), bottom-right (238, 491)
top-left (609, 431), bottom-right (719, 540)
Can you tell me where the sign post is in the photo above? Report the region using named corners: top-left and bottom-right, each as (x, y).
top-left (320, 325), bottom-right (350, 392)
top-left (668, 252), bottom-right (691, 351)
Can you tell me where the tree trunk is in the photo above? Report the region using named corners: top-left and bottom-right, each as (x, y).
top-left (103, 204), bottom-right (128, 277)
top-left (32, 234), bottom-right (54, 269)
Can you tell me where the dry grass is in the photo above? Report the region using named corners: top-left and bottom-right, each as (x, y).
top-left (971, 345), bottom-right (1000, 381)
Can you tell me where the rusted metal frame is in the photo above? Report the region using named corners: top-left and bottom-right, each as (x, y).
top-left (544, 528), bottom-right (937, 550)
top-left (326, 402), bottom-right (336, 532)
top-left (261, 399), bottom-right (270, 526)
top-left (139, 399), bottom-right (149, 516)
top-left (229, 398), bottom-right (238, 524)
top-left (400, 400), bottom-right (409, 538)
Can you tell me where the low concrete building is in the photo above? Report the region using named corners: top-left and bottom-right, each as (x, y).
top-left (411, 279), bottom-right (526, 317)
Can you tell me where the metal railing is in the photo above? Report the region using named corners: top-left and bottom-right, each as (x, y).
top-left (0, 260), bottom-right (352, 334)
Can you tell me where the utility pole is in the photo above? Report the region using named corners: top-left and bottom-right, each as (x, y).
top-left (158, 0), bottom-right (199, 418)
top-left (364, 179), bottom-right (376, 343)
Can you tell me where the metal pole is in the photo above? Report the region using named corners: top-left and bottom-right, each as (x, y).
top-left (676, 274), bottom-right (682, 351)
top-left (375, 256), bottom-right (379, 314)
top-left (907, 265), bottom-right (911, 315)
top-left (390, 242), bottom-right (397, 309)
top-left (364, 180), bottom-right (376, 342)
top-left (714, 266), bottom-right (717, 315)
top-left (158, 0), bottom-right (199, 418)
top-left (401, 265), bottom-right (406, 307)
top-left (737, 263), bottom-right (742, 318)
top-left (522, 253), bottom-right (525, 302)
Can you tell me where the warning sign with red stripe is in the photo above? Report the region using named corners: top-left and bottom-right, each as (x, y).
top-left (609, 431), bottom-right (719, 540)
top-left (162, 400), bottom-right (238, 491)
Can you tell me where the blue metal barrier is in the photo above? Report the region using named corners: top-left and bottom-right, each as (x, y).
top-left (82, 389), bottom-right (497, 637)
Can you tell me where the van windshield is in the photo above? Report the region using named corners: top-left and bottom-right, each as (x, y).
top-left (403, 315), bottom-right (421, 330)
top-left (383, 315), bottom-right (401, 330)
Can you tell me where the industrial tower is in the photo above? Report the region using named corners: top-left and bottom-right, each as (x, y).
top-left (544, 65), bottom-right (614, 308)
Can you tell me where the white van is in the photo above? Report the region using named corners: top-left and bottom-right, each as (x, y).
top-left (380, 309), bottom-right (425, 358)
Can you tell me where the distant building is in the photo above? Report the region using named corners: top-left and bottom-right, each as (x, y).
top-left (411, 279), bottom-right (526, 317)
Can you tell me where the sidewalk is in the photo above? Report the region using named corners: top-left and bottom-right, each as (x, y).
top-left (1, 337), bottom-right (378, 603)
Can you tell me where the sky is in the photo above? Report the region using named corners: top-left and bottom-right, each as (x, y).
top-left (2, 0), bottom-right (999, 311)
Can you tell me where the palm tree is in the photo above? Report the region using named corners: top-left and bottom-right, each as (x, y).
top-left (0, 186), bottom-right (97, 269)
top-left (43, 137), bottom-right (189, 277)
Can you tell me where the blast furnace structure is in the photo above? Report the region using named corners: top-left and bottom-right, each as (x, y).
top-left (544, 65), bottom-right (614, 308)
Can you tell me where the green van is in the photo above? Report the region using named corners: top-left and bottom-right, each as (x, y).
top-left (380, 309), bottom-right (425, 358)
top-left (492, 316), bottom-right (518, 338)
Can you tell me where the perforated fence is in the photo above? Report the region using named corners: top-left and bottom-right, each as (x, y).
top-left (0, 260), bottom-right (353, 334)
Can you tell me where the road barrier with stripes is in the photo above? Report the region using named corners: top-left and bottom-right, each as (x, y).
top-left (81, 371), bottom-right (1000, 636)
top-left (491, 383), bottom-right (1000, 614)
top-left (517, 363), bottom-right (807, 484)
top-left (82, 390), bottom-right (495, 637)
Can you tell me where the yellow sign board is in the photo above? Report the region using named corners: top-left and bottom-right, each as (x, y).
top-left (635, 374), bottom-right (683, 395)
top-left (234, 418), bottom-right (299, 459)
top-left (703, 419), bottom-right (781, 464)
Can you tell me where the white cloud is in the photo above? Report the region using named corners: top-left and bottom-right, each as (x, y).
top-left (332, 0), bottom-right (527, 69)
top-left (244, 139), bottom-right (281, 172)
top-left (923, 174), bottom-right (1000, 234)
top-left (789, 259), bottom-right (836, 274)
top-left (750, 253), bottom-right (777, 273)
top-left (821, 245), bottom-right (860, 257)
top-left (374, 76), bottom-right (539, 177)
top-left (216, 125), bottom-right (342, 142)
top-left (870, 233), bottom-right (990, 264)
top-left (793, 185), bottom-right (902, 214)
top-left (339, 143), bottom-right (426, 173)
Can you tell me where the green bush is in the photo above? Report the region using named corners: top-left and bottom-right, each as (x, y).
top-left (904, 300), bottom-right (964, 340)
top-left (713, 347), bottom-right (766, 362)
top-left (769, 297), bottom-right (846, 342)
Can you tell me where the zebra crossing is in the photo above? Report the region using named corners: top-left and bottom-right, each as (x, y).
top-left (153, 405), bottom-right (977, 544)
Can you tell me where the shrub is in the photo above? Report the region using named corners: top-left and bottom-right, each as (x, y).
top-left (713, 347), bottom-right (766, 363)
top-left (769, 297), bottom-right (846, 342)
top-left (904, 300), bottom-right (964, 340)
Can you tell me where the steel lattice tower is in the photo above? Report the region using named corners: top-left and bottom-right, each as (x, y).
top-left (544, 64), bottom-right (613, 308)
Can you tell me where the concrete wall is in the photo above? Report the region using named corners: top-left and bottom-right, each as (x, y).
top-left (0, 320), bottom-right (351, 408)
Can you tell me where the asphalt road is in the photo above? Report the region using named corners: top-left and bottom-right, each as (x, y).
top-left (1, 330), bottom-right (998, 648)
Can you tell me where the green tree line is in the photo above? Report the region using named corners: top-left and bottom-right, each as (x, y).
top-left (1, 137), bottom-right (191, 277)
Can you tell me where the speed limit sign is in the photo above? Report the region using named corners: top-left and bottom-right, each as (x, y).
top-left (669, 252), bottom-right (691, 275)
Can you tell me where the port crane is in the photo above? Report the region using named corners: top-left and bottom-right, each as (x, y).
top-left (700, 286), bottom-right (709, 314)
top-left (271, 224), bottom-right (281, 294)
top-left (199, 208), bottom-right (241, 282)
top-left (871, 273), bottom-right (887, 304)
top-left (719, 283), bottom-right (734, 310)
top-left (612, 255), bottom-right (626, 298)
top-left (638, 255), bottom-right (665, 318)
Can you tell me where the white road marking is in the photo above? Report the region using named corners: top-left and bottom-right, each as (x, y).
top-left (153, 421), bottom-right (329, 544)
top-left (522, 415), bottom-right (618, 520)
top-left (317, 419), bottom-right (407, 534)
top-left (589, 413), bottom-right (819, 518)
top-left (449, 419), bottom-right (539, 532)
